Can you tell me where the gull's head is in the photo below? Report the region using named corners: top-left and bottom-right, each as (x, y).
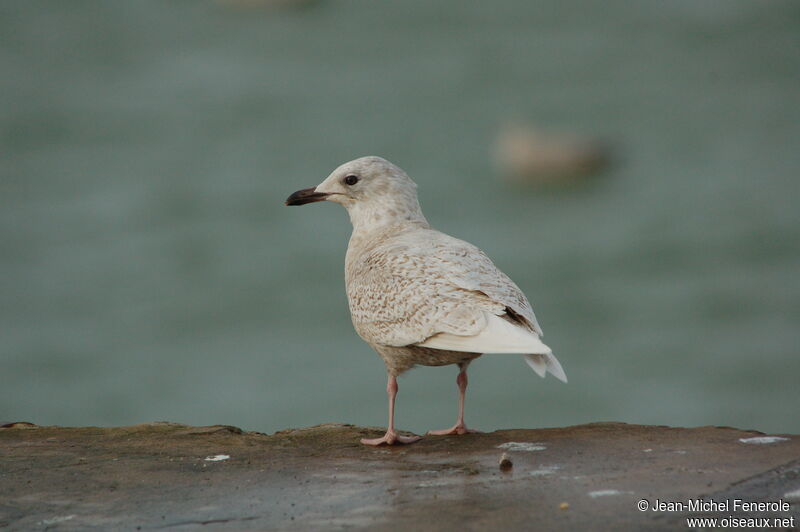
top-left (286, 156), bottom-right (426, 229)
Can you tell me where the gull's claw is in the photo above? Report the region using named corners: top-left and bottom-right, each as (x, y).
top-left (361, 431), bottom-right (422, 446)
top-left (426, 424), bottom-right (482, 436)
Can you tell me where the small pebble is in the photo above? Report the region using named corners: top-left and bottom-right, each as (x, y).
top-left (560, 502), bottom-right (569, 510)
top-left (499, 453), bottom-right (513, 471)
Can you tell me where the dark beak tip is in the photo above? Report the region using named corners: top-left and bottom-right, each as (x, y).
top-left (285, 187), bottom-right (329, 206)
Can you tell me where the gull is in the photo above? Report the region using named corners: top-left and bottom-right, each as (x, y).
top-left (286, 156), bottom-right (566, 446)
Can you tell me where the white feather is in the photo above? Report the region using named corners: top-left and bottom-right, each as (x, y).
top-left (417, 312), bottom-right (551, 353)
top-left (416, 312), bottom-right (567, 383)
top-left (524, 353), bottom-right (547, 378)
top-left (525, 353), bottom-right (568, 383)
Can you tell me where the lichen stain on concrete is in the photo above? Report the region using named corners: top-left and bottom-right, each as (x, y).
top-left (204, 454), bottom-right (231, 462)
top-left (496, 441), bottom-right (547, 451)
top-left (739, 436), bottom-right (790, 444)
top-left (588, 489), bottom-right (631, 498)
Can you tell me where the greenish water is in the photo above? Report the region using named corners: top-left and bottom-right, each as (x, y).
top-left (2, 1), bottom-right (799, 435)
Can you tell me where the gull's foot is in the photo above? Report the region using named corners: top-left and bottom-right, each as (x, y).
top-left (426, 424), bottom-right (482, 436)
top-left (360, 430), bottom-right (422, 446)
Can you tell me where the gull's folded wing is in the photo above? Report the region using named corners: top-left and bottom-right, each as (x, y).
top-left (416, 312), bottom-right (567, 383)
top-left (417, 312), bottom-right (551, 354)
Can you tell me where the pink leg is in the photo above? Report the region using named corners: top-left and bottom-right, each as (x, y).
top-left (427, 364), bottom-right (481, 436)
top-left (361, 374), bottom-right (422, 446)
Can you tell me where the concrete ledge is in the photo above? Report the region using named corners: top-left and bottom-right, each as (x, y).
top-left (1, 421), bottom-right (798, 530)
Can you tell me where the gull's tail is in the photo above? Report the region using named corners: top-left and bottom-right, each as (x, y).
top-left (525, 353), bottom-right (568, 383)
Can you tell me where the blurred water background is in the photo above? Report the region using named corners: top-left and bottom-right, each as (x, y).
top-left (2, 1), bottom-right (799, 435)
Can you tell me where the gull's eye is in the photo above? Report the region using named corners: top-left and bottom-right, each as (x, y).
top-left (344, 175), bottom-right (359, 186)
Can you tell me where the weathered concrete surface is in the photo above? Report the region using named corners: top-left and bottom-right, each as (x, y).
top-left (1, 421), bottom-right (798, 531)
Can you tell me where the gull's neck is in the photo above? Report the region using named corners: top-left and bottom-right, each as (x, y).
top-left (346, 195), bottom-right (430, 245)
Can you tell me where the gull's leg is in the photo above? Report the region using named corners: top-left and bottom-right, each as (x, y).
top-left (361, 374), bottom-right (422, 446)
top-left (427, 363), bottom-right (482, 436)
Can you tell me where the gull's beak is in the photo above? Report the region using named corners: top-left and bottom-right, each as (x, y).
top-left (285, 187), bottom-right (329, 206)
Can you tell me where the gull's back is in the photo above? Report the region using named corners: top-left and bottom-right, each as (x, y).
top-left (344, 223), bottom-right (543, 349)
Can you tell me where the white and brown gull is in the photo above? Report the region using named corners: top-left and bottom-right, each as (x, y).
top-left (286, 156), bottom-right (566, 446)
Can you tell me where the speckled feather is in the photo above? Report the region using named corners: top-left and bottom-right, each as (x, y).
top-left (304, 156), bottom-right (562, 378)
top-left (345, 226), bottom-right (543, 347)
